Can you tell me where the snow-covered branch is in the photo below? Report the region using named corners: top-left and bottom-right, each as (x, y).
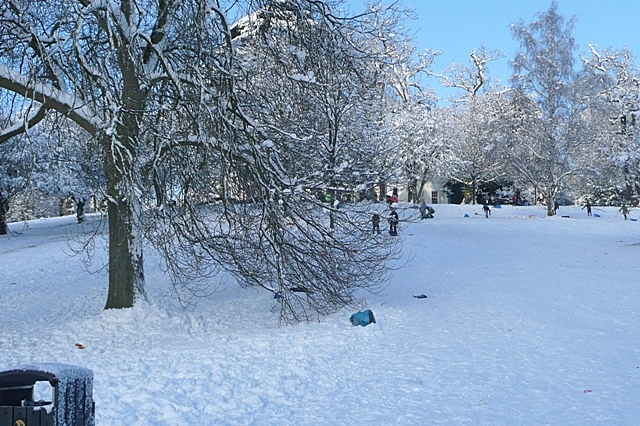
top-left (0, 65), bottom-right (101, 135)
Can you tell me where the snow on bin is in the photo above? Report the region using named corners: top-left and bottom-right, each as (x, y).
top-left (0, 363), bottom-right (94, 426)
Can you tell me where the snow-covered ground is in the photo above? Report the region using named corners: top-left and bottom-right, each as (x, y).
top-left (1, 203), bottom-right (639, 425)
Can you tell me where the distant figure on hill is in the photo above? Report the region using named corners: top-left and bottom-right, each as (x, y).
top-left (76, 197), bottom-right (86, 223)
top-left (582, 201), bottom-right (592, 216)
top-left (554, 200), bottom-right (560, 214)
top-left (619, 204), bottom-right (629, 220)
top-left (372, 213), bottom-right (381, 234)
top-left (482, 204), bottom-right (491, 218)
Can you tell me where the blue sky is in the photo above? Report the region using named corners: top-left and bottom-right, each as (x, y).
top-left (343, 0), bottom-right (640, 98)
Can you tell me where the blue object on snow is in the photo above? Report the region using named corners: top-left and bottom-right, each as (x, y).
top-left (593, 213), bottom-right (601, 217)
top-left (494, 205), bottom-right (502, 208)
top-left (350, 309), bottom-right (376, 327)
top-left (273, 293), bottom-right (282, 299)
top-left (413, 294), bottom-right (428, 299)
top-left (464, 214), bottom-right (469, 218)
top-left (631, 218), bottom-right (638, 222)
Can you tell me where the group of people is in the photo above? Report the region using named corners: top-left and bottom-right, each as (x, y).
top-left (370, 197), bottom-right (633, 236)
top-left (581, 201), bottom-right (633, 219)
top-left (556, 199), bottom-right (631, 219)
top-left (371, 207), bottom-right (399, 236)
top-left (371, 198), bottom-right (435, 236)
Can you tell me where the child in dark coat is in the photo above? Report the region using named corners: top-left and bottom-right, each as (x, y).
top-left (372, 213), bottom-right (381, 234)
top-left (482, 204), bottom-right (491, 218)
top-left (389, 209), bottom-right (399, 235)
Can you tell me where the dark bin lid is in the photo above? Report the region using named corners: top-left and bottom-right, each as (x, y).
top-left (0, 363), bottom-right (93, 388)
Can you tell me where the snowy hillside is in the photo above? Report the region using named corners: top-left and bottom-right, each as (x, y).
top-left (1, 203), bottom-right (639, 425)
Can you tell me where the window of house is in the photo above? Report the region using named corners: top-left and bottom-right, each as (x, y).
top-left (431, 191), bottom-right (438, 204)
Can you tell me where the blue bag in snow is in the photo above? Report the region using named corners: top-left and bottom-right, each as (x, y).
top-left (350, 309), bottom-right (376, 327)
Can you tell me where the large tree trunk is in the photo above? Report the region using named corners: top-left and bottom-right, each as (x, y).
top-left (471, 178), bottom-right (478, 205)
top-left (407, 178), bottom-right (417, 204)
top-left (546, 195), bottom-right (554, 217)
top-left (104, 39), bottom-right (147, 308)
top-left (378, 181), bottom-right (387, 201)
top-left (104, 195), bottom-right (144, 309)
top-left (417, 174), bottom-right (428, 202)
top-left (103, 142), bottom-right (145, 309)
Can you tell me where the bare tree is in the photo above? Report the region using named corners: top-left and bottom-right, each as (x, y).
top-left (139, 0), bottom-right (405, 322)
top-left (393, 96), bottom-right (443, 204)
top-left (508, 1), bottom-right (583, 215)
top-left (441, 94), bottom-right (510, 204)
top-left (580, 45), bottom-right (640, 205)
top-left (231, 0), bottom-right (421, 202)
top-left (1, 0), bottom-right (242, 308)
top-left (441, 45), bottom-right (504, 99)
top-left (437, 47), bottom-right (507, 204)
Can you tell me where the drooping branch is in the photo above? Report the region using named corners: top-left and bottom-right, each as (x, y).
top-left (0, 105), bottom-right (47, 145)
top-left (0, 65), bottom-right (100, 136)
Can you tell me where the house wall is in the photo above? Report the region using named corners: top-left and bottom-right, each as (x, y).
top-left (387, 181), bottom-right (450, 204)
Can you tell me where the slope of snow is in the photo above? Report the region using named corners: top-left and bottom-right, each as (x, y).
top-left (1, 204), bottom-right (639, 425)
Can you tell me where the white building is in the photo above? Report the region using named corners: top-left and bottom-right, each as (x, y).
top-left (385, 179), bottom-right (451, 204)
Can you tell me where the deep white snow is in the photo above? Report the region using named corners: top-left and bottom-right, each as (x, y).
top-left (1, 203), bottom-right (639, 425)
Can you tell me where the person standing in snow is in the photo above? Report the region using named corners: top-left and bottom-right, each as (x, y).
top-left (76, 197), bottom-right (86, 223)
top-left (482, 204), bottom-right (491, 218)
top-left (419, 200), bottom-right (427, 220)
top-left (582, 201), bottom-right (592, 216)
top-left (372, 213), bottom-right (381, 234)
top-left (554, 200), bottom-right (560, 215)
top-left (389, 208), bottom-right (399, 235)
top-left (619, 204), bottom-right (629, 220)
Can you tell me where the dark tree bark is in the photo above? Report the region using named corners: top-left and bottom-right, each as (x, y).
top-left (0, 196), bottom-right (9, 235)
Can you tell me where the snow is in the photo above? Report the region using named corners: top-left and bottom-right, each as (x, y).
top-left (289, 72), bottom-right (317, 83)
top-left (1, 203), bottom-right (639, 425)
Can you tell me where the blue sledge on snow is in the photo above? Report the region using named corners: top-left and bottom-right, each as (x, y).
top-left (350, 309), bottom-right (376, 327)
